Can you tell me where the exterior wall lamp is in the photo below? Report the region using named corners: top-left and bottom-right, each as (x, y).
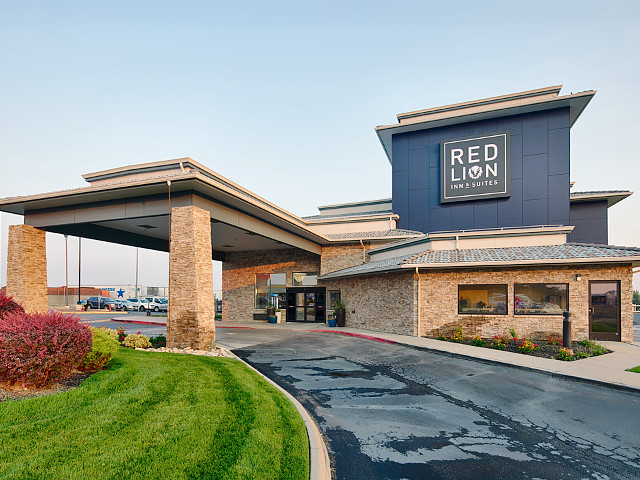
top-left (574, 273), bottom-right (582, 281)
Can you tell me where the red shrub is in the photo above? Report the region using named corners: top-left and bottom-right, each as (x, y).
top-left (0, 292), bottom-right (25, 319)
top-left (0, 310), bottom-right (92, 388)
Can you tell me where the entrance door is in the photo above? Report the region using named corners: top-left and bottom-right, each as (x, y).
top-left (589, 281), bottom-right (620, 341)
top-left (286, 287), bottom-right (326, 322)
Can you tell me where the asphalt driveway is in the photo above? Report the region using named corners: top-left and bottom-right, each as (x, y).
top-left (225, 328), bottom-right (640, 480)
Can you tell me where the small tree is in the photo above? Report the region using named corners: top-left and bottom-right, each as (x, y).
top-left (633, 289), bottom-right (640, 305)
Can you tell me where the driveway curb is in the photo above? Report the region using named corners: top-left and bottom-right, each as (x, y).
top-left (228, 352), bottom-right (332, 480)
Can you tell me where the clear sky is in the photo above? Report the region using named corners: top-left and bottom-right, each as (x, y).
top-left (1, 0), bottom-right (639, 291)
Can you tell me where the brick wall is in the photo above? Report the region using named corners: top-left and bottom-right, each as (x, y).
top-left (168, 206), bottom-right (215, 349)
top-left (417, 264), bottom-right (633, 342)
top-left (320, 243), bottom-right (369, 275)
top-left (6, 225), bottom-right (48, 313)
top-left (222, 249), bottom-right (321, 322)
top-left (320, 270), bottom-right (416, 336)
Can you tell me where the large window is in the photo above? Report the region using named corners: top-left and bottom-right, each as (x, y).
top-left (329, 290), bottom-right (341, 310)
top-left (254, 273), bottom-right (287, 309)
top-left (292, 272), bottom-right (318, 286)
top-left (514, 283), bottom-right (567, 315)
top-left (458, 284), bottom-right (507, 315)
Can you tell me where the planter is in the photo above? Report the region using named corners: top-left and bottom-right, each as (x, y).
top-left (335, 309), bottom-right (345, 327)
top-left (268, 316), bottom-right (277, 324)
top-left (328, 318), bottom-right (337, 327)
top-left (275, 311), bottom-right (283, 323)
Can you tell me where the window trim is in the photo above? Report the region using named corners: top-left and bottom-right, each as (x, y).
top-left (513, 283), bottom-right (568, 316)
top-left (458, 284), bottom-right (508, 316)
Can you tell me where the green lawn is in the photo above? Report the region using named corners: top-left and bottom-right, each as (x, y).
top-left (627, 365), bottom-right (640, 373)
top-left (0, 348), bottom-right (309, 480)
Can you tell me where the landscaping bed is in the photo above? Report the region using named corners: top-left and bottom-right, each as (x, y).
top-left (0, 348), bottom-right (309, 480)
top-left (433, 330), bottom-right (610, 361)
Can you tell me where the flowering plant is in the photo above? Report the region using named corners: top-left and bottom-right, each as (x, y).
top-left (516, 339), bottom-right (539, 354)
top-left (548, 336), bottom-right (562, 346)
top-left (449, 327), bottom-right (463, 343)
top-left (557, 347), bottom-right (575, 361)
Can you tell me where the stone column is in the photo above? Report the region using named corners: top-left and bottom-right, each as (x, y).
top-left (168, 205), bottom-right (215, 349)
top-left (6, 224), bottom-right (48, 313)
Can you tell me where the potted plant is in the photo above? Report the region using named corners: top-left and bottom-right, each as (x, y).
top-left (327, 315), bottom-right (337, 327)
top-left (334, 299), bottom-right (345, 327)
top-left (266, 302), bottom-right (275, 317)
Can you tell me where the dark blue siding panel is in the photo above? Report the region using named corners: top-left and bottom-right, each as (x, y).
top-left (473, 120), bottom-right (498, 134)
top-left (548, 108), bottom-right (570, 130)
top-left (391, 109), bottom-right (574, 234)
top-left (548, 128), bottom-right (570, 175)
top-left (429, 167), bottom-right (440, 204)
top-left (548, 174), bottom-right (570, 224)
top-left (408, 149), bottom-right (428, 191)
top-left (392, 169), bottom-right (409, 228)
top-left (523, 154), bottom-right (549, 200)
top-left (523, 199), bottom-right (549, 226)
top-left (497, 179), bottom-right (523, 226)
top-left (430, 206), bottom-right (451, 232)
top-left (428, 143), bottom-right (440, 169)
top-left (392, 135), bottom-right (409, 172)
top-left (523, 113), bottom-right (548, 155)
top-left (510, 134), bottom-right (523, 179)
top-left (473, 201), bottom-right (498, 229)
top-left (498, 116), bottom-right (523, 135)
top-left (408, 189), bottom-right (429, 233)
top-left (408, 131), bottom-right (430, 150)
top-left (569, 201), bottom-right (608, 244)
top-left (450, 203), bottom-right (474, 230)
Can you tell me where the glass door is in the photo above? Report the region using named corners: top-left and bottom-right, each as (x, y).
top-left (589, 281), bottom-right (620, 341)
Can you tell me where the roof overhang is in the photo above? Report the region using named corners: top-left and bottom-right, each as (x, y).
top-left (570, 191), bottom-right (633, 208)
top-left (320, 257), bottom-right (640, 280)
top-left (375, 87), bottom-right (596, 164)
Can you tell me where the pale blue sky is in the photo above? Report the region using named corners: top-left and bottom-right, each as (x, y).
top-left (1, 0), bottom-right (639, 291)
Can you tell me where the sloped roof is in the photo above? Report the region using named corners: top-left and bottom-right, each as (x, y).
top-left (319, 243), bottom-right (640, 279)
top-left (324, 229), bottom-right (423, 240)
top-left (302, 210), bottom-right (394, 221)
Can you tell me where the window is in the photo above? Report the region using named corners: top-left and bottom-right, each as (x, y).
top-left (514, 283), bottom-right (567, 315)
top-left (254, 273), bottom-right (287, 309)
top-left (329, 290), bottom-right (341, 310)
top-left (292, 272), bottom-right (318, 286)
top-left (458, 284), bottom-right (507, 315)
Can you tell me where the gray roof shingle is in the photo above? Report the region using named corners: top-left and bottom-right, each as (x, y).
top-left (319, 243), bottom-right (640, 279)
top-left (325, 229), bottom-right (423, 240)
top-left (303, 210), bottom-right (394, 221)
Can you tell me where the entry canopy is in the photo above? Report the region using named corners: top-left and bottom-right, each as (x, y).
top-left (0, 158), bottom-right (329, 259)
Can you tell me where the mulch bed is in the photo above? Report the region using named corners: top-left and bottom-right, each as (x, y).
top-left (434, 337), bottom-right (610, 360)
top-left (0, 371), bottom-right (95, 402)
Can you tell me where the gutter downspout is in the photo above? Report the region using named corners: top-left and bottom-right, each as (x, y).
top-left (415, 266), bottom-right (420, 337)
top-left (359, 239), bottom-right (366, 263)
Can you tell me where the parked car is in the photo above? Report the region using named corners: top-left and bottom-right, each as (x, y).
top-left (145, 296), bottom-right (168, 312)
top-left (84, 296), bottom-right (125, 311)
top-left (124, 298), bottom-right (149, 312)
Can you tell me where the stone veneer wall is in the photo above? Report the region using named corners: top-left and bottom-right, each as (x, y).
top-left (6, 225), bottom-right (48, 313)
top-left (168, 206), bottom-right (216, 349)
top-left (320, 271), bottom-right (416, 336)
top-left (222, 249), bottom-right (321, 322)
top-left (417, 264), bottom-right (634, 342)
top-left (320, 243), bottom-right (369, 276)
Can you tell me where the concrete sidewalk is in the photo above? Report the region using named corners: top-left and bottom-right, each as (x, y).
top-left (214, 321), bottom-right (640, 393)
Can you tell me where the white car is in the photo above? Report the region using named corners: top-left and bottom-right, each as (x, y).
top-left (145, 297), bottom-right (168, 312)
top-left (124, 298), bottom-right (149, 312)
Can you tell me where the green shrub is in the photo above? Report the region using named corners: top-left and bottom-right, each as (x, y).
top-left (123, 333), bottom-right (151, 349)
top-left (79, 327), bottom-right (120, 371)
top-left (149, 334), bottom-right (167, 348)
top-left (471, 336), bottom-right (486, 347)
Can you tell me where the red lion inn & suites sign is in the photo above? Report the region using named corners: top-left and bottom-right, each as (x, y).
top-left (440, 132), bottom-right (510, 203)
